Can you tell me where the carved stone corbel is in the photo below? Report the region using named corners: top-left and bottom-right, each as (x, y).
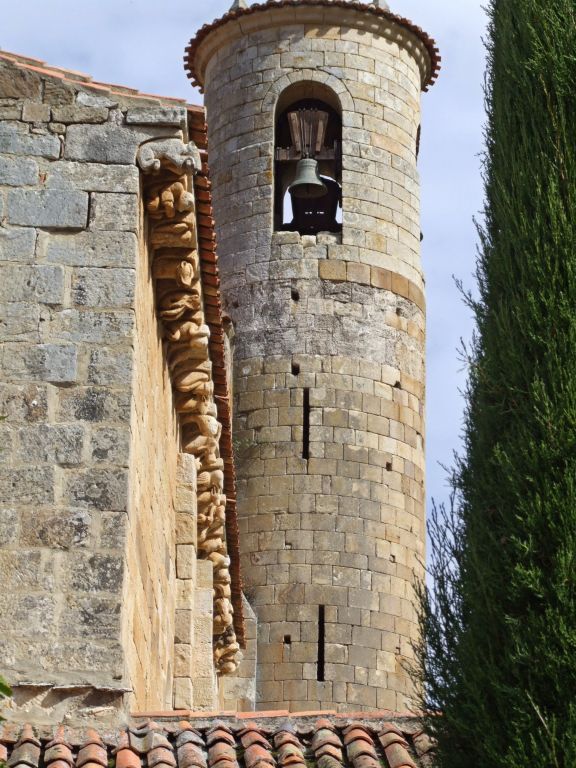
top-left (139, 137), bottom-right (241, 676)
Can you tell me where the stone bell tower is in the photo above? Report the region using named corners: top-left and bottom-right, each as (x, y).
top-left (185, 0), bottom-right (439, 712)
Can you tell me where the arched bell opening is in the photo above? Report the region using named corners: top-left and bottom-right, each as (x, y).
top-left (274, 83), bottom-right (342, 235)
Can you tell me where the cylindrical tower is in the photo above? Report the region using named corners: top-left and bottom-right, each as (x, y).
top-left (186, 0), bottom-right (439, 712)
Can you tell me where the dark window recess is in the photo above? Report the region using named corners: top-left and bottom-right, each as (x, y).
top-left (303, 387), bottom-right (310, 460)
top-left (292, 362), bottom-right (300, 376)
top-left (317, 605), bottom-right (325, 682)
top-left (274, 97), bottom-right (342, 235)
top-left (291, 287), bottom-right (300, 302)
top-left (283, 635), bottom-right (292, 645)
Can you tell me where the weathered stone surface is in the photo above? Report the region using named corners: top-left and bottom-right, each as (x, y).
top-left (0, 155), bottom-right (38, 186)
top-left (76, 91), bottom-right (118, 109)
top-left (0, 343), bottom-right (77, 383)
top-left (90, 426), bottom-right (130, 464)
top-left (0, 121), bottom-right (60, 158)
top-left (47, 309), bottom-right (134, 343)
top-left (0, 225), bottom-right (42, 264)
top-left (68, 553), bottom-right (124, 593)
top-left (16, 424), bottom-right (84, 465)
top-left (51, 105), bottom-right (109, 124)
top-left (19, 508), bottom-right (91, 548)
top-left (22, 101), bottom-right (51, 123)
top-left (65, 123), bottom-right (179, 165)
top-left (126, 107), bottom-right (187, 127)
top-left (0, 302), bottom-right (41, 343)
top-left (46, 161), bottom-right (140, 193)
top-left (63, 468), bottom-right (128, 511)
top-left (89, 193), bottom-right (139, 232)
top-left (39, 230), bottom-right (138, 267)
top-left (7, 189), bottom-right (88, 229)
top-left (0, 508), bottom-right (18, 545)
top-left (0, 467), bottom-right (55, 505)
top-left (87, 347), bottom-right (133, 386)
top-left (0, 383), bottom-right (48, 423)
top-left (0, 264), bottom-right (65, 305)
top-left (56, 387), bottom-right (131, 423)
top-left (63, 596), bottom-right (121, 638)
top-left (72, 267), bottom-right (135, 308)
top-left (0, 62), bottom-right (42, 100)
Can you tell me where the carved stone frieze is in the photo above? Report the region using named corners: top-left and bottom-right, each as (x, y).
top-left (139, 137), bottom-right (241, 676)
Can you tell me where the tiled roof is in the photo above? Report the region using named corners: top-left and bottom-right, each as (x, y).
top-left (1, 715), bottom-right (434, 768)
top-left (186, 107), bottom-right (244, 646)
top-left (184, 0), bottom-right (441, 93)
top-left (0, 50), bottom-right (190, 106)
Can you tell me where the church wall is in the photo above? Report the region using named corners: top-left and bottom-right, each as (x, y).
top-left (122, 217), bottom-right (180, 713)
top-left (0, 58), bottom-right (220, 722)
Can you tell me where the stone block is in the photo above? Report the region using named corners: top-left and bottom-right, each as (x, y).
top-left (0, 264), bottom-right (64, 305)
top-left (0, 62), bottom-right (42, 99)
top-left (174, 643), bottom-right (193, 677)
top-left (64, 123), bottom-right (176, 165)
top-left (46, 161), bottom-right (139, 193)
top-left (0, 302), bottom-right (41, 343)
top-left (68, 553), bottom-right (124, 592)
top-left (22, 101), bottom-right (51, 123)
top-left (87, 346), bottom-right (133, 386)
top-left (19, 508), bottom-right (91, 549)
top-left (0, 227), bottom-right (37, 263)
top-left (173, 676), bottom-right (193, 710)
top-left (126, 107), bottom-right (187, 127)
top-left (0, 122), bottom-right (60, 158)
top-left (0, 549), bottom-right (54, 593)
top-left (47, 308), bottom-right (134, 344)
top-left (0, 343), bottom-right (77, 383)
top-left (176, 544), bottom-right (196, 580)
top-left (176, 511), bottom-right (197, 546)
top-left (0, 383), bottom-right (48, 423)
top-left (63, 468), bottom-right (128, 511)
top-left (0, 507), bottom-right (18, 545)
top-left (16, 424), bottom-right (84, 465)
top-left (0, 155), bottom-right (38, 186)
top-left (90, 426), bottom-right (130, 464)
top-left (57, 387), bottom-right (131, 423)
top-left (7, 190), bottom-right (88, 229)
top-left (0, 466), bottom-right (54, 505)
top-left (51, 105), bottom-right (109, 124)
top-left (89, 193), bottom-right (139, 232)
top-left (39, 230), bottom-right (138, 268)
top-left (72, 267), bottom-right (135, 308)
top-left (319, 259), bottom-right (346, 281)
top-left (174, 609), bottom-right (194, 645)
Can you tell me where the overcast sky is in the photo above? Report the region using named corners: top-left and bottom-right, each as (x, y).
top-left (0, 0), bottom-right (488, 516)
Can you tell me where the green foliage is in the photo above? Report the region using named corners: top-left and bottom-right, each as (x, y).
top-left (416, 1), bottom-right (576, 765)
top-left (0, 674), bottom-right (11, 731)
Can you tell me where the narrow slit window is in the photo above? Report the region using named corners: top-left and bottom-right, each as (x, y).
top-left (303, 387), bottom-right (310, 460)
top-left (317, 604), bottom-right (325, 682)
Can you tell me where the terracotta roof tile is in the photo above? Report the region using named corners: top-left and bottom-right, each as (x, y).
top-left (0, 716), bottom-right (430, 768)
top-left (184, 0), bottom-right (440, 92)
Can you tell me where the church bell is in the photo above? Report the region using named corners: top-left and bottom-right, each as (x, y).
top-left (288, 157), bottom-right (328, 199)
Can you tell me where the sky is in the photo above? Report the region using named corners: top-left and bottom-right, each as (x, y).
top-left (0, 0), bottom-right (489, 516)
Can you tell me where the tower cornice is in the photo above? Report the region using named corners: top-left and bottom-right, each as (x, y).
top-left (184, 0), bottom-right (440, 94)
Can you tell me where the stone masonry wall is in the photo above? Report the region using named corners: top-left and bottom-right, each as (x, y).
top-left (0, 57), bottom-right (216, 722)
top-left (123, 219), bottom-right (180, 713)
top-left (199, 6), bottom-right (428, 712)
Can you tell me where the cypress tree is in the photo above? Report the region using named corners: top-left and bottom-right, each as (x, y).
top-left (417, 1), bottom-right (576, 765)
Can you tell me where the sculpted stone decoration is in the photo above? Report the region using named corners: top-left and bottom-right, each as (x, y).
top-left (138, 137), bottom-right (241, 676)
